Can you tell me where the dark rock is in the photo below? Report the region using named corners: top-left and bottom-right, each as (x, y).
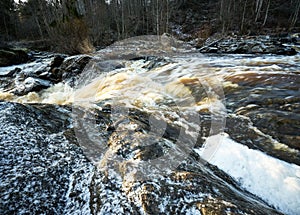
top-left (0, 102), bottom-right (282, 214)
top-left (0, 67), bottom-right (21, 78)
top-left (130, 56), bottom-right (172, 70)
top-left (276, 47), bottom-right (297, 55)
top-left (0, 53), bottom-right (103, 95)
top-left (226, 114), bottom-right (300, 166)
top-left (72, 59), bottom-right (126, 87)
top-left (0, 102), bottom-right (93, 214)
top-left (98, 60), bottom-right (124, 70)
top-left (0, 48), bottom-right (29, 67)
top-left (0, 68), bottom-right (22, 92)
top-left (60, 55), bottom-right (92, 86)
top-left (50, 55), bottom-right (65, 69)
top-left (242, 109), bottom-right (300, 150)
top-left (0, 54), bottom-right (55, 94)
top-left (200, 35), bottom-right (299, 55)
top-left (291, 33), bottom-right (300, 44)
top-left (44, 55), bottom-right (66, 82)
top-left (205, 46), bottom-right (218, 53)
top-left (224, 70), bottom-right (300, 165)
top-left (251, 44), bottom-right (264, 53)
top-left (21, 54), bottom-right (68, 83)
top-left (13, 77), bottom-right (52, 95)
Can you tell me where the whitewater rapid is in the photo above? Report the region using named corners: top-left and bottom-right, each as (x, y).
top-left (0, 52), bottom-right (299, 215)
top-left (197, 133), bottom-right (300, 215)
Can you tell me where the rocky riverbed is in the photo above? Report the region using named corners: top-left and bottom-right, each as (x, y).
top-left (199, 34), bottom-right (300, 55)
top-left (0, 35), bottom-right (300, 215)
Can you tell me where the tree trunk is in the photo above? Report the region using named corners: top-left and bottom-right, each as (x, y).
top-left (241, 0), bottom-right (248, 32)
top-left (262, 0), bottom-right (270, 26)
top-left (156, 0), bottom-right (159, 35)
top-left (255, 0), bottom-right (263, 22)
top-left (291, 0), bottom-right (300, 27)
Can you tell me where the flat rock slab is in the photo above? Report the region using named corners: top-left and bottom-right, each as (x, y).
top-left (0, 102), bottom-right (282, 214)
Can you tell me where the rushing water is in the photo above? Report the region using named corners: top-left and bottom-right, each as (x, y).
top-left (0, 49), bottom-right (300, 214)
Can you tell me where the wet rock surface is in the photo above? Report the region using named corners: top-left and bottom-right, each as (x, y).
top-left (0, 52), bottom-right (93, 95)
top-left (0, 50), bottom-right (174, 97)
top-left (0, 48), bottom-right (30, 67)
top-left (224, 70), bottom-right (300, 161)
top-left (1, 44), bottom-right (299, 214)
top-left (0, 101), bottom-right (282, 214)
top-left (200, 35), bottom-right (299, 55)
top-left (96, 34), bottom-right (195, 60)
top-left (225, 114), bottom-right (300, 166)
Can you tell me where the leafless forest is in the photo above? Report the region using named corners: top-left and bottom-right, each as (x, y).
top-left (1, 0), bottom-right (299, 54)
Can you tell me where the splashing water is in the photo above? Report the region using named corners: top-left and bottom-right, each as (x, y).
top-left (1, 49), bottom-right (300, 215)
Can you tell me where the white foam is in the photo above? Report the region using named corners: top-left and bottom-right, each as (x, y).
top-left (197, 133), bottom-right (300, 215)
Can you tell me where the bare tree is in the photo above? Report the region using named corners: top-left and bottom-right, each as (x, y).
top-left (255, 0), bottom-right (264, 22)
top-left (290, 0), bottom-right (300, 28)
top-left (0, 0), bottom-right (15, 40)
top-left (241, 0), bottom-right (248, 32)
top-left (263, 0), bottom-right (270, 26)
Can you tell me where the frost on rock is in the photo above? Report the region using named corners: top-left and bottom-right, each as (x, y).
top-left (0, 102), bottom-right (282, 214)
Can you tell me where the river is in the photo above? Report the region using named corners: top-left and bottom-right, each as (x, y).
top-left (0, 42), bottom-right (299, 214)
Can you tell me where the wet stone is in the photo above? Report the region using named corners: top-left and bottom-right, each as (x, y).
top-left (200, 35), bottom-right (299, 55)
top-left (13, 77), bottom-right (52, 96)
top-left (0, 48), bottom-right (30, 67)
top-left (0, 102), bottom-right (282, 214)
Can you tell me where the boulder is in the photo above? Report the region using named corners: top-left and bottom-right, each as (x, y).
top-left (130, 56), bottom-right (172, 70)
top-left (0, 48), bottom-right (29, 67)
top-left (59, 55), bottom-right (92, 86)
top-left (13, 77), bottom-right (52, 96)
top-left (0, 52), bottom-right (122, 95)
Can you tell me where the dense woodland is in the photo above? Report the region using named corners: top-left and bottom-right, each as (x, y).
top-left (1, 0), bottom-right (299, 54)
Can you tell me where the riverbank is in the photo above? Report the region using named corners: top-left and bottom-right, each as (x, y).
top-left (1, 33), bottom-right (300, 68)
top-left (199, 33), bottom-right (300, 55)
